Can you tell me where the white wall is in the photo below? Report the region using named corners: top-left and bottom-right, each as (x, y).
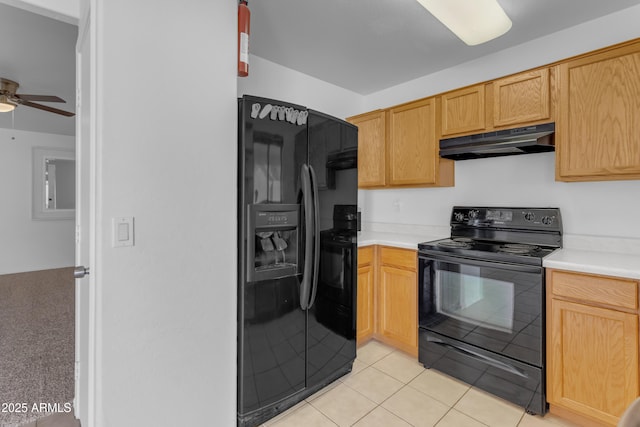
top-left (360, 4), bottom-right (640, 240)
top-left (0, 128), bottom-right (75, 274)
top-left (95, 0), bottom-right (236, 425)
top-left (362, 153), bottom-right (640, 239)
top-left (238, 55), bottom-right (364, 120)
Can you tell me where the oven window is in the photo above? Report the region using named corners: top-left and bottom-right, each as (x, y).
top-left (435, 267), bottom-right (514, 333)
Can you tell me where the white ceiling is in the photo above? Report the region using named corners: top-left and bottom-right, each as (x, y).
top-left (2, 0), bottom-right (640, 135)
top-left (251, 0), bottom-right (640, 94)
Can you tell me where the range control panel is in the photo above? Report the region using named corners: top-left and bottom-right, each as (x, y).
top-left (451, 207), bottom-right (562, 232)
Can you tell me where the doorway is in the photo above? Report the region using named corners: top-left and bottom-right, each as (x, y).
top-left (0, 2), bottom-right (79, 426)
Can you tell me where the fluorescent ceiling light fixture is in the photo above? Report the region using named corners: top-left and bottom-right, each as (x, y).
top-left (0, 94), bottom-right (17, 112)
top-left (416, 0), bottom-right (512, 46)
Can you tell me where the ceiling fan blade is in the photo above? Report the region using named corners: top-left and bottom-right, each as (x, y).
top-left (15, 94), bottom-right (66, 103)
top-left (20, 100), bottom-right (75, 117)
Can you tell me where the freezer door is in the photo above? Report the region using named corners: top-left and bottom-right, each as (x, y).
top-left (238, 276), bottom-right (306, 416)
top-left (238, 96), bottom-right (310, 423)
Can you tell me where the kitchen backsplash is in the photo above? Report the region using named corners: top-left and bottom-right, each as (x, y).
top-left (360, 221), bottom-right (449, 240)
top-left (359, 152), bottom-right (640, 242)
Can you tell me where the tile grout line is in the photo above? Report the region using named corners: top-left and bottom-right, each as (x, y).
top-left (360, 350), bottom-right (505, 426)
top-left (456, 386), bottom-right (526, 427)
top-left (330, 365), bottom-right (414, 426)
top-left (340, 371), bottom-right (429, 427)
top-left (452, 386), bottom-right (494, 426)
top-left (305, 389), bottom-right (365, 427)
top-left (315, 404), bottom-right (340, 427)
top-left (351, 345), bottom-right (458, 426)
top-left (368, 360), bottom-right (424, 384)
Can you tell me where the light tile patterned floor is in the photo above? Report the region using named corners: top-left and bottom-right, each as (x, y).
top-left (262, 340), bottom-right (580, 427)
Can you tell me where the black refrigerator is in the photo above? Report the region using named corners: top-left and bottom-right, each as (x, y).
top-left (237, 95), bottom-right (359, 427)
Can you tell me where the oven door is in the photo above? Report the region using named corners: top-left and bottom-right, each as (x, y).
top-left (418, 251), bottom-right (544, 367)
top-left (418, 251), bottom-right (547, 415)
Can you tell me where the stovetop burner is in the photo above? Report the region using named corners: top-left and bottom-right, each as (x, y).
top-left (418, 207), bottom-right (562, 266)
top-left (437, 238), bottom-right (473, 248)
top-left (419, 238), bottom-right (557, 266)
top-left (498, 243), bottom-right (541, 254)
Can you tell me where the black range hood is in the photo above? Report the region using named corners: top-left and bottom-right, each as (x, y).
top-left (440, 123), bottom-right (555, 160)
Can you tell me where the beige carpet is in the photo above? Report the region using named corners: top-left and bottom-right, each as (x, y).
top-left (0, 268), bottom-right (75, 427)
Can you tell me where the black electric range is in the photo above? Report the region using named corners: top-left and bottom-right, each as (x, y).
top-left (419, 207), bottom-right (562, 264)
top-left (417, 206), bottom-right (562, 416)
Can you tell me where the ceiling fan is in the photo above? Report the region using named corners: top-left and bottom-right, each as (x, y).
top-left (0, 78), bottom-right (75, 117)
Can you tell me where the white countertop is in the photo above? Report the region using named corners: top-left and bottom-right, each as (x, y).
top-left (359, 223), bottom-right (640, 280)
top-left (543, 248), bottom-right (640, 280)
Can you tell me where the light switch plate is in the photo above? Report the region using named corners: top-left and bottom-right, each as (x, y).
top-left (112, 217), bottom-right (134, 247)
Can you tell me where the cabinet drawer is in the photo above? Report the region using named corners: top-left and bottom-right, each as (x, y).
top-left (358, 246), bottom-right (374, 266)
top-left (379, 247), bottom-right (416, 271)
top-left (550, 270), bottom-right (638, 310)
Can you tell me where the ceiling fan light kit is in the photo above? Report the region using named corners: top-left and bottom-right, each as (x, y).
top-left (416, 0), bottom-right (512, 46)
top-left (0, 94), bottom-right (17, 112)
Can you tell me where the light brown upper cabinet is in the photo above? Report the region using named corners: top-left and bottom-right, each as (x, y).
top-left (556, 40), bottom-right (640, 181)
top-left (351, 38), bottom-right (640, 185)
top-left (348, 99), bottom-right (454, 189)
top-left (388, 98), bottom-right (442, 186)
top-left (441, 67), bottom-right (557, 136)
top-left (491, 68), bottom-right (553, 128)
top-left (440, 84), bottom-right (486, 137)
top-left (348, 110), bottom-right (386, 187)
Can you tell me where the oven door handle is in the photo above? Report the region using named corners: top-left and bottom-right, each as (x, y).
top-left (428, 337), bottom-right (529, 379)
top-left (419, 252), bottom-right (543, 274)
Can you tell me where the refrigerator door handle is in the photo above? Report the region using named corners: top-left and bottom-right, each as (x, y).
top-left (307, 164), bottom-right (320, 309)
top-left (300, 164), bottom-right (314, 310)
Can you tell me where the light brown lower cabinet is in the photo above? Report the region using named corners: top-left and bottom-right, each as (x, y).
top-left (377, 246), bottom-right (418, 356)
top-left (547, 269), bottom-right (640, 426)
top-left (356, 245), bottom-right (418, 356)
top-left (356, 247), bottom-right (374, 343)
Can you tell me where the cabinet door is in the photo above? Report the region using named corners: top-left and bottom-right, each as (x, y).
top-left (493, 68), bottom-right (551, 127)
top-left (378, 255), bottom-right (417, 356)
top-left (557, 42), bottom-right (640, 181)
top-left (388, 98), bottom-right (437, 186)
top-left (348, 110), bottom-right (386, 188)
top-left (548, 299), bottom-right (639, 426)
top-left (357, 263), bottom-right (374, 343)
top-left (440, 84), bottom-right (486, 136)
